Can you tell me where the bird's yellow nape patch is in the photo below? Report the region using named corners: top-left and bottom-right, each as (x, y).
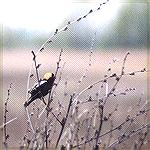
top-left (43, 72), bottom-right (52, 80)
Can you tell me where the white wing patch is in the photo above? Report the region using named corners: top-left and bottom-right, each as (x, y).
top-left (28, 80), bottom-right (47, 93)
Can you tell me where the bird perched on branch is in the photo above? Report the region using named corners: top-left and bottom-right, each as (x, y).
top-left (24, 72), bottom-right (55, 107)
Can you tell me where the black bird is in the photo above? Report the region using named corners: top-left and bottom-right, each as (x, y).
top-left (24, 72), bottom-right (55, 107)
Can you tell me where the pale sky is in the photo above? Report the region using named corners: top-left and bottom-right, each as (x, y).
top-left (0, 0), bottom-right (121, 31)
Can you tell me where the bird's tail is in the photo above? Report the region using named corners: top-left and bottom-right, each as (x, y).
top-left (24, 91), bottom-right (46, 107)
top-left (24, 92), bottom-right (39, 107)
top-left (24, 97), bottom-right (34, 107)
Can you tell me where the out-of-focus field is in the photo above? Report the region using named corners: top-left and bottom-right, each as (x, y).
top-left (2, 49), bottom-right (149, 148)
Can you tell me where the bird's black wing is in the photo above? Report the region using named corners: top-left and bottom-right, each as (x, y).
top-left (29, 80), bottom-right (47, 94)
top-left (24, 80), bottom-right (48, 107)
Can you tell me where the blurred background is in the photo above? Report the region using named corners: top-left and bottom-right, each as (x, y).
top-left (0, 0), bottom-right (149, 148)
top-left (1, 0), bottom-right (149, 49)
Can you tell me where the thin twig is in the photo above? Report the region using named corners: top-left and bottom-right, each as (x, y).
top-left (55, 95), bottom-right (73, 148)
top-left (106, 123), bottom-right (150, 149)
top-left (25, 108), bottom-right (35, 133)
top-left (138, 131), bottom-right (148, 150)
top-left (0, 117), bottom-right (17, 129)
top-left (103, 52), bottom-right (130, 105)
top-left (47, 48), bottom-right (63, 110)
top-left (3, 83), bottom-right (12, 149)
top-left (72, 103), bottom-right (150, 148)
top-left (94, 104), bottom-right (104, 149)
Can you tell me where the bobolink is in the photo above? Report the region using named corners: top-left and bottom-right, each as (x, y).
top-left (24, 72), bottom-right (55, 107)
